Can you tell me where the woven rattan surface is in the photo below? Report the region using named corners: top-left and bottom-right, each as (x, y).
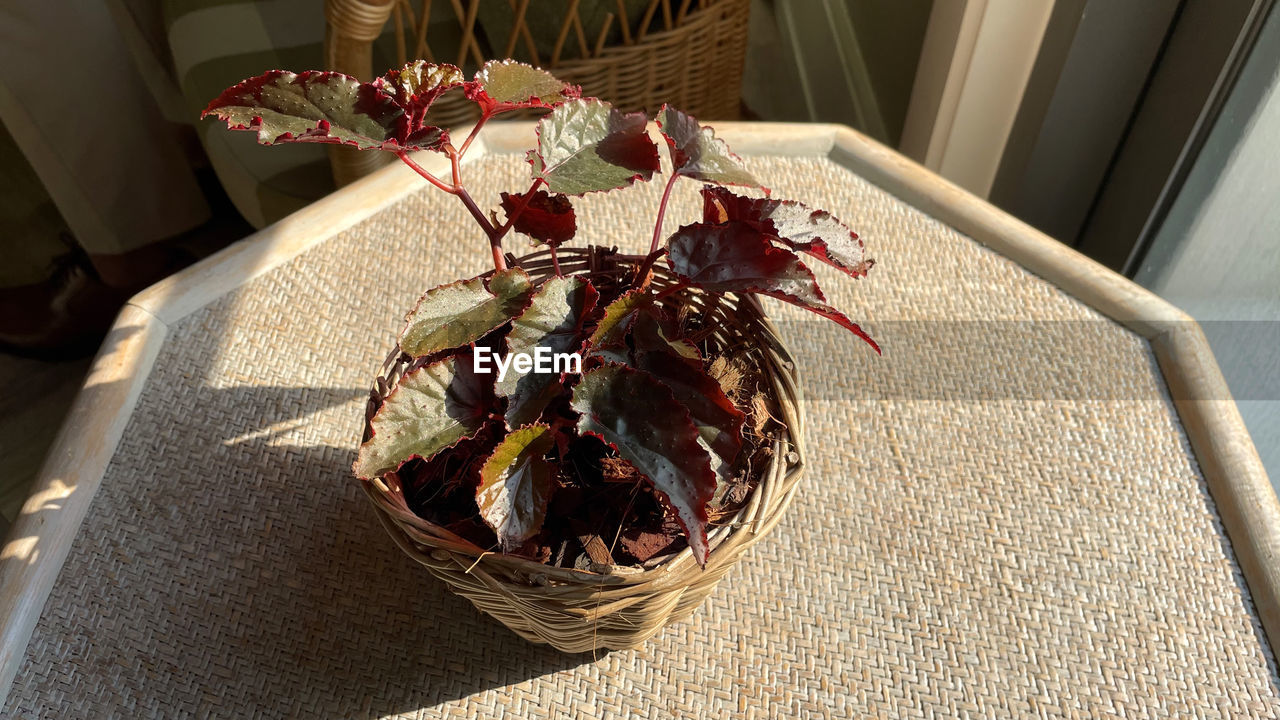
top-left (5, 151), bottom-right (1278, 718)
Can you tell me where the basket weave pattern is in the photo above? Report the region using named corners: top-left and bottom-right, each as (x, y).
top-left (360, 246), bottom-right (805, 653)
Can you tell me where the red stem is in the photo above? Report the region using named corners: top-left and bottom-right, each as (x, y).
top-left (455, 186), bottom-right (505, 271)
top-left (395, 151), bottom-right (456, 193)
top-left (491, 243), bottom-right (508, 272)
top-left (550, 246), bottom-right (562, 276)
top-left (648, 172), bottom-right (681, 254)
top-left (631, 248), bottom-right (666, 289)
top-left (654, 283), bottom-right (685, 301)
top-left (398, 149), bottom-right (506, 271)
top-left (494, 177), bottom-right (547, 241)
top-left (458, 112), bottom-right (491, 157)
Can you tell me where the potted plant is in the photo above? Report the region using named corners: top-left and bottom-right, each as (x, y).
top-left (203, 59), bottom-right (878, 652)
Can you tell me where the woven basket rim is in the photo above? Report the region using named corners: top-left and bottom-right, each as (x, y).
top-left (358, 245), bottom-right (806, 590)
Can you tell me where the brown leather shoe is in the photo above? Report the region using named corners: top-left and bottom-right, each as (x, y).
top-left (0, 249), bottom-right (127, 359)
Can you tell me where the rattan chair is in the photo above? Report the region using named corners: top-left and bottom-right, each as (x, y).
top-left (323, 0), bottom-right (751, 185)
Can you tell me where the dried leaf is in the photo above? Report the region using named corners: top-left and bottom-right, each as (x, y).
top-left (708, 356), bottom-right (747, 403)
top-left (657, 105), bottom-right (759, 187)
top-left (476, 423), bottom-right (556, 549)
top-left (619, 517), bottom-right (683, 563)
top-left (498, 276), bottom-right (598, 427)
top-left (353, 356), bottom-right (493, 478)
top-left (702, 186), bottom-right (873, 279)
top-left (570, 364), bottom-right (716, 565)
top-left (528, 99), bottom-right (660, 195)
top-left (467, 60), bottom-right (580, 114)
top-left (666, 221), bottom-right (880, 353)
top-left (500, 190), bottom-right (577, 246)
top-left (399, 268), bottom-right (534, 358)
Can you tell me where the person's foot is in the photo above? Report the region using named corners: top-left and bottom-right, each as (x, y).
top-left (2, 229), bottom-right (211, 358)
top-left (0, 250), bottom-right (127, 359)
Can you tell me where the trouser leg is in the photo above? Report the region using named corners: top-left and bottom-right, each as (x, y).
top-left (0, 0), bottom-right (210, 284)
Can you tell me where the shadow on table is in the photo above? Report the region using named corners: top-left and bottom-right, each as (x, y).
top-left (145, 383), bottom-right (599, 717)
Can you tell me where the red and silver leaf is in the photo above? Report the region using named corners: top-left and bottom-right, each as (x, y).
top-left (466, 60), bottom-right (580, 114)
top-left (202, 69), bottom-right (448, 152)
top-left (476, 423), bottom-right (557, 550)
top-left (498, 276), bottom-right (598, 427)
top-left (378, 61), bottom-right (465, 110)
top-left (353, 354), bottom-right (493, 479)
top-left (377, 61), bottom-right (465, 142)
top-left (702, 186), bottom-right (873, 279)
top-left (570, 364), bottom-right (717, 565)
top-left (666, 221), bottom-right (880, 353)
top-left (656, 105), bottom-right (760, 188)
top-left (499, 190), bottom-right (577, 246)
top-left (527, 99), bottom-right (660, 195)
top-left (399, 268), bottom-right (534, 358)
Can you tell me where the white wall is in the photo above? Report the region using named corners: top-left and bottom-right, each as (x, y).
top-left (1136, 6), bottom-right (1280, 489)
top-left (900, 0), bottom-right (1056, 197)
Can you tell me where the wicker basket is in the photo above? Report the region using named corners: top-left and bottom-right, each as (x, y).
top-left (324, 0), bottom-right (751, 184)
top-left (359, 245), bottom-right (806, 653)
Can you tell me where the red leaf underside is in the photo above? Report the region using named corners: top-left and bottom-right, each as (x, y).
top-left (500, 190), bottom-right (577, 246)
top-left (701, 186), bottom-right (873, 278)
top-left (666, 221), bottom-right (879, 353)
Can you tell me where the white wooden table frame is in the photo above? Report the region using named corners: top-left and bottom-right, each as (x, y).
top-left (0, 123), bottom-right (1274, 704)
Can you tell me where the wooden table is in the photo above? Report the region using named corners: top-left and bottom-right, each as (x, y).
top-left (1, 123), bottom-right (1276, 718)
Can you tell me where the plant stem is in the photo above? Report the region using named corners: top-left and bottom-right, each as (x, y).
top-left (494, 177), bottom-right (547, 241)
top-left (458, 112), bottom-right (491, 157)
top-left (654, 283), bottom-right (686, 301)
top-left (408, 143), bottom-right (504, 272)
top-left (455, 186), bottom-right (497, 236)
top-left (490, 243), bottom-right (508, 272)
top-left (648, 172), bottom-right (681, 254)
top-left (549, 245), bottom-right (562, 276)
top-left (447, 143), bottom-right (464, 187)
top-left (454, 185), bottom-right (506, 271)
top-left (395, 151), bottom-right (456, 193)
top-left (397, 146), bottom-right (506, 271)
top-left (631, 248), bottom-right (666, 288)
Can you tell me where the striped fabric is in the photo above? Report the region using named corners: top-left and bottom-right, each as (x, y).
top-left (164, 0), bottom-right (399, 229)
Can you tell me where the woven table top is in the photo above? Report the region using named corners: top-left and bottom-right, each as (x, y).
top-left (4, 130), bottom-right (1278, 718)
